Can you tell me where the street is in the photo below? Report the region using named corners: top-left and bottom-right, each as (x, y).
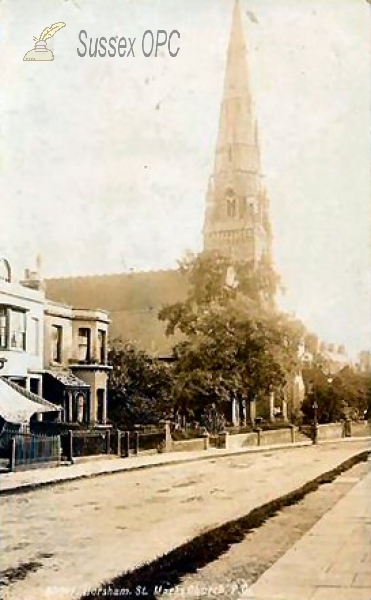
top-left (1, 441), bottom-right (370, 600)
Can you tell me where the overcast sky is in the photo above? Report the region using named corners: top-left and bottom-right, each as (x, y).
top-left (1, 0), bottom-right (370, 355)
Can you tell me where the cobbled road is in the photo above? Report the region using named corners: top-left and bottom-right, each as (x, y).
top-left (1, 441), bottom-right (370, 600)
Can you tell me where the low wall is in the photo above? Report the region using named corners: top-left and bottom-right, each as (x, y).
top-left (317, 423), bottom-right (344, 440)
top-left (259, 428), bottom-right (293, 446)
top-left (350, 421), bottom-right (371, 438)
top-left (170, 437), bottom-right (208, 453)
top-left (225, 432), bottom-right (258, 451)
top-left (224, 428), bottom-right (295, 450)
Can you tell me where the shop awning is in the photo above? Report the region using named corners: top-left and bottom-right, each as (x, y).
top-left (0, 377), bottom-right (61, 424)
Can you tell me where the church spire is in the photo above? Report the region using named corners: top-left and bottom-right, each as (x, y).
top-left (203, 0), bottom-right (271, 267)
top-left (214, 0), bottom-right (257, 172)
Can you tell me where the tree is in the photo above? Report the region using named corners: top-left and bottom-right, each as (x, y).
top-left (159, 251), bottom-right (280, 338)
top-left (333, 367), bottom-right (371, 419)
top-left (302, 367), bottom-right (344, 423)
top-left (301, 365), bottom-right (371, 423)
top-left (159, 252), bottom-right (304, 422)
top-left (108, 341), bottom-right (172, 429)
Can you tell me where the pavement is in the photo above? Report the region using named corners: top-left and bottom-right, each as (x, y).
top-left (0, 439), bottom-right (313, 495)
top-left (1, 436), bottom-right (370, 496)
top-left (246, 462), bottom-right (371, 600)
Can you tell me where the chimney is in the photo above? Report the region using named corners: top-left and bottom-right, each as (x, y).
top-left (20, 255), bottom-right (45, 292)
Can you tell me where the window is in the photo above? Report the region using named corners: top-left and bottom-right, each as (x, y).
top-left (0, 306), bottom-right (26, 350)
top-left (31, 317), bottom-right (40, 355)
top-left (227, 198), bottom-right (236, 218)
top-left (51, 325), bottom-right (63, 363)
top-left (30, 378), bottom-right (40, 395)
top-left (0, 307), bottom-right (7, 349)
top-left (97, 389), bottom-right (105, 423)
top-left (226, 188), bottom-right (236, 218)
top-left (78, 328), bottom-right (91, 362)
top-left (98, 329), bottom-right (106, 364)
top-left (9, 309), bottom-right (26, 350)
top-left (76, 393), bottom-right (86, 423)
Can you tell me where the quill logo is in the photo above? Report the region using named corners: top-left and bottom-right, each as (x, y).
top-left (23, 22), bottom-right (66, 61)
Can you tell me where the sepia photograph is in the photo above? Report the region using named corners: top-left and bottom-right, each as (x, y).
top-left (1, 1), bottom-right (370, 598)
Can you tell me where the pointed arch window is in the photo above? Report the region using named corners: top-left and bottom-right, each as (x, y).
top-left (227, 198), bottom-right (236, 217)
top-left (226, 188), bottom-right (236, 218)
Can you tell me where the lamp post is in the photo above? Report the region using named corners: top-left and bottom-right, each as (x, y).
top-left (313, 399), bottom-right (319, 445)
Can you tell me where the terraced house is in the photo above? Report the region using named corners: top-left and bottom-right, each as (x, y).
top-left (0, 257), bottom-right (110, 430)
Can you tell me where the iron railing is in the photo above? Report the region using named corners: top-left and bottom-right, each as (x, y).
top-left (10, 433), bottom-right (61, 470)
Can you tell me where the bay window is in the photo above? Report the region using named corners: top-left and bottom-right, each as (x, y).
top-left (10, 310), bottom-right (26, 350)
top-left (51, 325), bottom-right (63, 363)
top-left (98, 329), bottom-right (106, 364)
top-left (0, 306), bottom-right (26, 350)
top-left (78, 328), bottom-right (91, 362)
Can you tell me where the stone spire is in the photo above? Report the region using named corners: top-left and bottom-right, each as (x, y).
top-left (203, 0), bottom-right (272, 267)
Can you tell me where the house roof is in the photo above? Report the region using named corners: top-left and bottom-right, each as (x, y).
top-left (45, 270), bottom-right (188, 356)
top-left (0, 377), bottom-right (61, 424)
top-left (44, 370), bottom-right (90, 388)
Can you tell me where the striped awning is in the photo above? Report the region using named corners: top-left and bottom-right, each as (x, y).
top-left (0, 377), bottom-right (60, 424)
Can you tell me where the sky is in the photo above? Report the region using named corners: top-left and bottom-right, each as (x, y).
top-left (1, 0), bottom-right (370, 356)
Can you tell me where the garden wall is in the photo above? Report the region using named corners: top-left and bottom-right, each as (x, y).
top-left (349, 421), bottom-right (371, 438)
top-left (317, 423), bottom-right (344, 440)
top-left (223, 427), bottom-right (295, 450)
top-left (259, 428), bottom-right (294, 446)
top-left (170, 437), bottom-right (208, 453)
top-left (225, 432), bottom-right (258, 450)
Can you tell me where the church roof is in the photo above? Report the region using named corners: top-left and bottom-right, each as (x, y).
top-left (45, 270), bottom-right (187, 356)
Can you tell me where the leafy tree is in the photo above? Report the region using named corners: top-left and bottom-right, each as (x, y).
top-left (159, 252), bottom-right (280, 338)
top-left (334, 367), bottom-right (371, 419)
top-left (301, 365), bottom-right (371, 423)
top-left (159, 252), bottom-right (304, 422)
top-left (108, 341), bottom-right (172, 429)
top-left (302, 367), bottom-right (344, 423)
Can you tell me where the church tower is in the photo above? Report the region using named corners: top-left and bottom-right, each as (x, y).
top-left (203, 0), bottom-right (272, 267)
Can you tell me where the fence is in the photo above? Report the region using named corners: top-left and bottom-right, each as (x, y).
top-left (59, 427), bottom-right (167, 462)
top-left (134, 430), bottom-right (166, 453)
top-left (61, 430), bottom-right (110, 461)
top-left (118, 429), bottom-right (167, 456)
top-left (9, 433), bottom-right (61, 471)
top-left (0, 426), bottom-right (20, 460)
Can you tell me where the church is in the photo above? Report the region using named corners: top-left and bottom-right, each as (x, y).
top-left (46, 1), bottom-right (274, 360)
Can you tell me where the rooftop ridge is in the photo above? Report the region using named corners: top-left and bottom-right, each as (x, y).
top-left (45, 268), bottom-right (179, 281)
